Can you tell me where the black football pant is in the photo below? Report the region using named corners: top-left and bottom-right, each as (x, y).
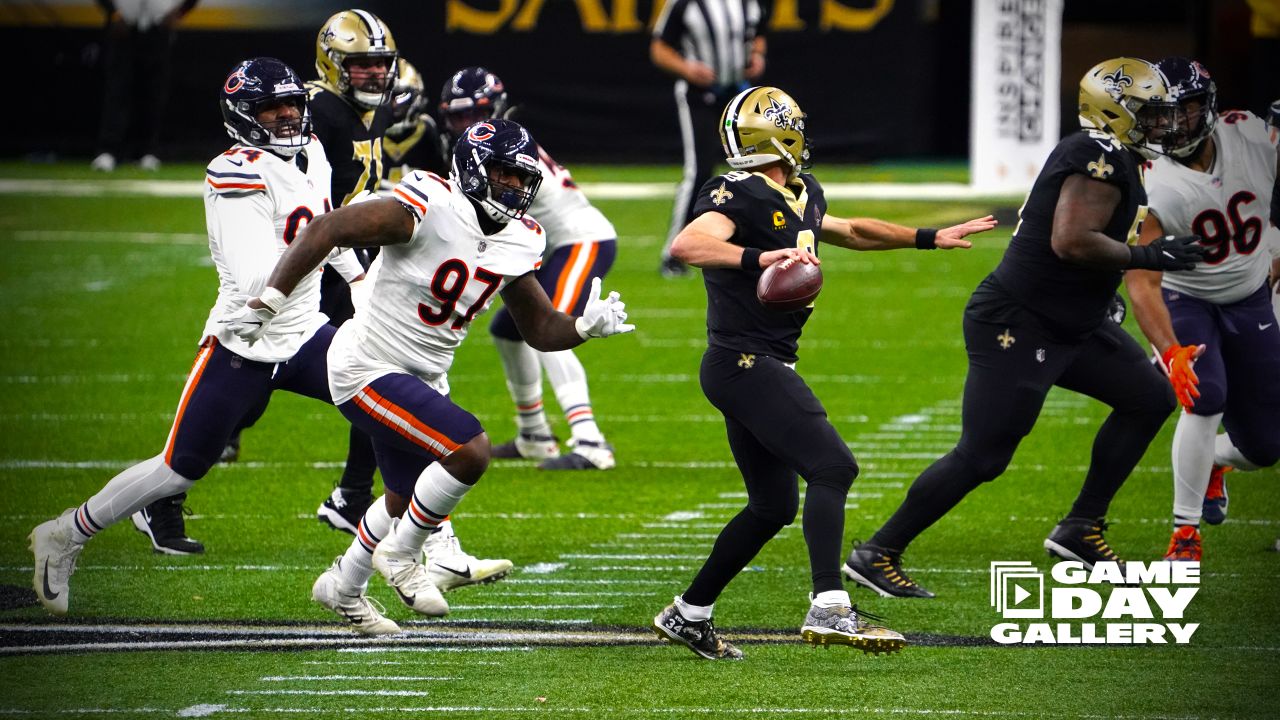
top-left (661, 84), bottom-right (736, 259)
top-left (683, 347), bottom-right (860, 606)
top-left (869, 315), bottom-right (1176, 553)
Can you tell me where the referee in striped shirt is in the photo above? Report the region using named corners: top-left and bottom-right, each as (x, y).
top-left (652, 0), bottom-right (766, 278)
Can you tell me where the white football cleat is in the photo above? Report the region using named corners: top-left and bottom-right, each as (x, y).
top-left (311, 558), bottom-right (401, 636)
top-left (424, 520), bottom-right (513, 592)
top-left (138, 154), bottom-right (161, 172)
top-left (539, 438), bottom-right (616, 471)
top-left (372, 526), bottom-right (449, 617)
top-left (29, 509), bottom-right (84, 616)
top-left (90, 152), bottom-right (116, 172)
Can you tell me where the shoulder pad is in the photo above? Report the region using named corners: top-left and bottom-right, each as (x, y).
top-left (206, 149), bottom-right (267, 195)
top-left (391, 170), bottom-right (451, 221)
top-left (1062, 131), bottom-right (1128, 183)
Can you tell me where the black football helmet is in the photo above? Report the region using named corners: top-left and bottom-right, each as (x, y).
top-left (1143, 57), bottom-right (1218, 159)
top-left (451, 118), bottom-right (542, 223)
top-left (439, 66), bottom-right (509, 141)
top-left (220, 57), bottom-right (311, 157)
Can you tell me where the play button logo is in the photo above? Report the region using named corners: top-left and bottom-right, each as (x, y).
top-left (990, 561), bottom-right (1045, 618)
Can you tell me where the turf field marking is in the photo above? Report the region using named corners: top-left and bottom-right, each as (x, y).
top-left (14, 230), bottom-right (206, 245)
top-left (0, 706), bottom-right (1212, 718)
top-left (259, 675), bottom-right (456, 682)
top-left (227, 690), bottom-right (431, 697)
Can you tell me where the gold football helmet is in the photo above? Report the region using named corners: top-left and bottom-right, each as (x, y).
top-left (315, 9), bottom-right (398, 109)
top-left (719, 86), bottom-right (811, 179)
top-left (1078, 57), bottom-right (1172, 158)
top-left (388, 58), bottom-right (428, 135)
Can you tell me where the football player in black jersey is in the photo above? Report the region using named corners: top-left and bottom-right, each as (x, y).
top-left (650, 86), bottom-right (996, 659)
top-left (382, 58), bottom-right (446, 184)
top-left (307, 9), bottom-right (396, 531)
top-left (843, 58), bottom-right (1207, 600)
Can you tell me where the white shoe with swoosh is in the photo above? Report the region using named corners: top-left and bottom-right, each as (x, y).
top-left (424, 520), bottom-right (513, 592)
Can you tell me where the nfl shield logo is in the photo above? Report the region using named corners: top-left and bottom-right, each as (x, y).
top-left (1036, 348), bottom-right (1046, 363)
top-left (477, 239), bottom-right (487, 253)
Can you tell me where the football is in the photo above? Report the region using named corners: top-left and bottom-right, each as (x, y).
top-left (756, 256), bottom-right (823, 312)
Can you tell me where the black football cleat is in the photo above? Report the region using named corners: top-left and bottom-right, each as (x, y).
top-left (652, 600), bottom-right (743, 660)
top-left (131, 493), bottom-right (205, 555)
top-left (218, 431), bottom-right (241, 464)
top-left (659, 256), bottom-right (692, 279)
top-left (1044, 517), bottom-right (1124, 570)
top-left (317, 488), bottom-right (374, 535)
top-left (842, 543), bottom-right (935, 599)
top-left (491, 432), bottom-right (559, 460)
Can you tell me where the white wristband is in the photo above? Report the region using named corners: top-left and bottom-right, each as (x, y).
top-left (259, 287), bottom-right (287, 315)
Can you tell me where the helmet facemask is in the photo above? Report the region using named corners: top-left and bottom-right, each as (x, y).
top-left (340, 53), bottom-right (397, 109)
top-left (221, 59), bottom-right (312, 158)
top-left (721, 87), bottom-right (811, 181)
top-left (453, 146), bottom-right (541, 223)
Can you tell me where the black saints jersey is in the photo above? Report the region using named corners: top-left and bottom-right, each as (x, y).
top-left (306, 81), bottom-right (392, 207)
top-left (692, 170), bottom-right (827, 363)
top-left (383, 113), bottom-right (448, 185)
top-left (983, 130), bottom-right (1148, 340)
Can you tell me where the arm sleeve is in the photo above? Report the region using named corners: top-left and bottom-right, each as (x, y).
top-left (208, 191), bottom-right (280, 297)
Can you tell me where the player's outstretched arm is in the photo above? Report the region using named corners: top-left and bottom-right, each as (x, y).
top-left (818, 214), bottom-right (996, 251)
top-left (1053, 175), bottom-right (1204, 272)
top-left (671, 212), bottom-right (817, 269)
top-left (501, 275), bottom-right (634, 352)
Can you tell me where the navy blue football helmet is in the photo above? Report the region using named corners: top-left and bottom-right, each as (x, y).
top-left (220, 57), bottom-right (311, 157)
top-left (1144, 57), bottom-right (1218, 159)
top-left (451, 118), bottom-right (542, 223)
top-left (439, 66), bottom-right (509, 140)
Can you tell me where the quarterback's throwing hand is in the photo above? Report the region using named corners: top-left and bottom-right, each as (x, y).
top-left (575, 277), bottom-right (635, 339)
top-left (936, 215), bottom-right (999, 249)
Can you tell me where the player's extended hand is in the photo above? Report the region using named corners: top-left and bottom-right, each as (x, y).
top-left (759, 247), bottom-right (820, 267)
top-left (1129, 235), bottom-right (1205, 271)
top-left (221, 289), bottom-right (287, 345)
top-left (1160, 343), bottom-right (1205, 410)
top-left (936, 215), bottom-right (999, 249)
top-left (575, 277), bottom-right (635, 339)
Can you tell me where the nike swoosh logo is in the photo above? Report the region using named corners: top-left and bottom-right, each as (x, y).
top-left (1261, 323), bottom-right (1274, 331)
top-left (227, 159), bottom-right (244, 166)
top-left (433, 563), bottom-right (471, 579)
top-left (42, 558), bottom-right (59, 600)
top-left (395, 588), bottom-right (415, 605)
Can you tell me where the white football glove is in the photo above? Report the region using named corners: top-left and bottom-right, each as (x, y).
top-left (221, 288), bottom-right (286, 345)
top-left (574, 277), bottom-right (635, 339)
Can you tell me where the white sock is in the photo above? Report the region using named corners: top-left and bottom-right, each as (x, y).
top-left (1215, 432), bottom-right (1262, 471)
top-left (74, 454), bottom-right (195, 543)
top-left (1172, 412), bottom-right (1221, 526)
top-left (675, 595), bottom-right (713, 621)
top-left (393, 464), bottom-right (471, 552)
top-left (495, 337), bottom-right (552, 436)
top-left (811, 590), bottom-right (852, 608)
top-left (542, 350), bottom-right (604, 443)
top-left (336, 495), bottom-right (392, 590)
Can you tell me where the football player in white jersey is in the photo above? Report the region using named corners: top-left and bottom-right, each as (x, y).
top-left (1124, 58), bottom-right (1280, 561)
top-left (28, 58), bottom-right (368, 615)
top-left (438, 67), bottom-right (621, 470)
top-left (227, 118), bottom-right (634, 634)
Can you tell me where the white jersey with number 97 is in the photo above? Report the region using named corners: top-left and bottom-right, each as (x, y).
top-left (327, 170), bottom-right (545, 404)
top-left (1146, 110), bottom-right (1279, 305)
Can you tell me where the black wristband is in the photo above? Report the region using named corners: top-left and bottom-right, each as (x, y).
top-left (741, 247), bottom-right (763, 271)
top-left (915, 228), bottom-right (938, 250)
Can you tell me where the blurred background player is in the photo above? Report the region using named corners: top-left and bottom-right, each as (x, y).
top-left (90, 0), bottom-right (198, 172)
top-left (228, 119), bottom-right (634, 633)
top-left (31, 57), bottom-right (367, 611)
top-left (382, 58), bottom-right (445, 185)
top-left (1125, 58), bottom-right (1280, 561)
top-left (651, 0), bottom-right (766, 278)
top-left (652, 85), bottom-right (994, 659)
top-left (843, 58), bottom-right (1205, 598)
top-left (437, 66), bottom-right (621, 471)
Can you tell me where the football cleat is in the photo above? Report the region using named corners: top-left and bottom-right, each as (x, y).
top-left (29, 509), bottom-right (84, 615)
top-left (131, 493), bottom-right (205, 555)
top-left (1044, 517), bottom-right (1124, 570)
top-left (90, 152), bottom-right (116, 172)
top-left (491, 432), bottom-right (560, 460)
top-left (317, 487), bottom-right (374, 535)
top-left (841, 543), bottom-right (935, 599)
top-left (660, 256), bottom-right (692, 278)
top-left (423, 521), bottom-right (513, 592)
top-left (1164, 525), bottom-right (1202, 562)
top-left (1202, 465), bottom-right (1230, 525)
top-left (312, 558), bottom-right (401, 635)
top-left (800, 601), bottom-right (907, 655)
top-left (539, 439), bottom-right (615, 471)
top-left (138, 154), bottom-right (161, 172)
top-left (218, 431), bottom-right (241, 464)
top-left (651, 600), bottom-right (743, 660)
top-left (372, 524), bottom-right (448, 617)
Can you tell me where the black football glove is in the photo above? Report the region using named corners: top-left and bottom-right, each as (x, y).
top-left (1127, 235), bottom-right (1205, 271)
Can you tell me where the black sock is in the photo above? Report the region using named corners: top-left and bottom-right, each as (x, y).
top-left (684, 508), bottom-right (784, 607)
top-left (338, 426), bottom-right (377, 496)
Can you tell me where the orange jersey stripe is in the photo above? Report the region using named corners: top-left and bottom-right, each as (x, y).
top-left (164, 341), bottom-right (216, 466)
top-left (560, 242), bottom-right (599, 312)
top-left (206, 178), bottom-right (266, 190)
top-left (355, 386), bottom-right (462, 457)
top-left (393, 187), bottom-right (427, 215)
top-left (551, 243), bottom-right (586, 309)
